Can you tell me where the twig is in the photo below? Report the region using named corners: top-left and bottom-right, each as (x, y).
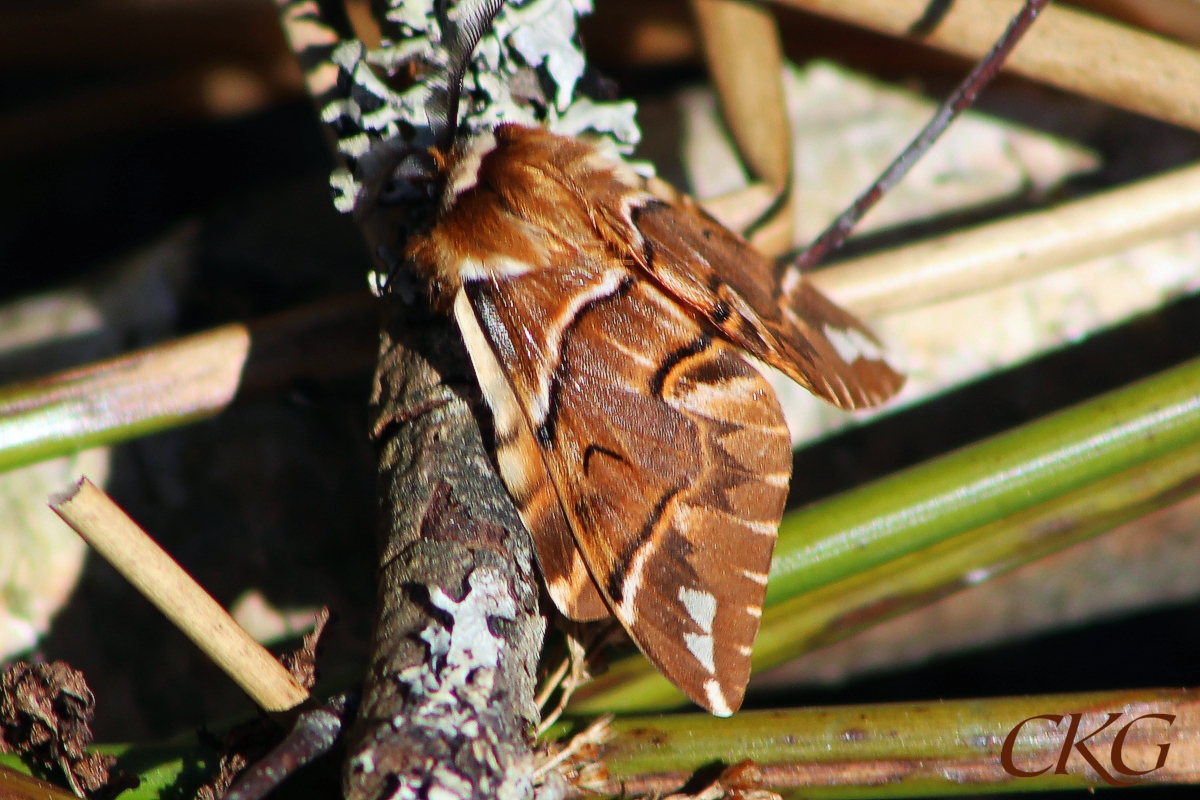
top-left (777, 0), bottom-right (1200, 133)
top-left (341, 303), bottom-right (546, 800)
top-left (793, 0), bottom-right (1050, 271)
top-left (532, 714), bottom-right (614, 781)
top-left (0, 292), bottom-right (378, 474)
top-left (271, 0), bottom-right (636, 794)
top-left (534, 653), bottom-right (572, 713)
top-left (597, 689), bottom-right (1200, 794)
top-left (47, 478), bottom-right (310, 714)
top-left (535, 631), bottom-right (589, 737)
top-left (222, 692), bottom-right (356, 800)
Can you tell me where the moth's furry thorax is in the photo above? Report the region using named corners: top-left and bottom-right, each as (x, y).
top-left (403, 123), bottom-right (643, 312)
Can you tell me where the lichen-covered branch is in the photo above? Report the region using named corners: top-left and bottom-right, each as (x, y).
top-left (277, 0), bottom-right (640, 215)
top-left (268, 0), bottom-right (644, 794)
top-left (342, 300), bottom-right (547, 800)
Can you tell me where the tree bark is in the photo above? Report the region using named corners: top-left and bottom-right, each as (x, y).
top-left (343, 300), bottom-right (548, 800)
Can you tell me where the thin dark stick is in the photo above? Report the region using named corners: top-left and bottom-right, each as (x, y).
top-left (221, 692), bottom-right (357, 800)
top-left (792, 0), bottom-right (1050, 272)
top-left (907, 0), bottom-right (956, 38)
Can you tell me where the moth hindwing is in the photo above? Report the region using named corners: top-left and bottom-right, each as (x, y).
top-left (403, 124), bottom-right (903, 715)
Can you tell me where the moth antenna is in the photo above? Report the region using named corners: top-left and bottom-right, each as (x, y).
top-left (427, 0), bottom-right (508, 150)
top-left (791, 0), bottom-right (1049, 271)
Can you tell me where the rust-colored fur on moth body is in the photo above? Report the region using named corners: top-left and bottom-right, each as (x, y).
top-left (403, 123), bottom-right (903, 715)
top-left (407, 125), bottom-right (648, 310)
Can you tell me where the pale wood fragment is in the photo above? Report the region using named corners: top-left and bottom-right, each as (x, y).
top-left (1073, 0), bottom-right (1200, 46)
top-left (775, 0), bottom-right (1200, 132)
top-left (48, 478), bottom-right (309, 713)
top-left (810, 160), bottom-right (1200, 318)
top-left (690, 0), bottom-right (794, 253)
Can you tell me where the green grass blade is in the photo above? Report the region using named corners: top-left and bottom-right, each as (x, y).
top-left (0, 327), bottom-right (243, 472)
top-left (1, 741), bottom-right (219, 800)
top-left (595, 687), bottom-right (1197, 796)
top-left (768, 356), bottom-right (1200, 602)
top-left (0, 295), bottom-right (376, 474)
top-left (753, 436), bottom-right (1200, 672)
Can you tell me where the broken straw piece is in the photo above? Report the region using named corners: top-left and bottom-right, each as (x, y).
top-left (48, 478), bottom-right (309, 713)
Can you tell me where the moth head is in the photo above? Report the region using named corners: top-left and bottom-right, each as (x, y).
top-left (358, 0), bottom-right (505, 216)
top-left (360, 0), bottom-right (506, 296)
top-left (356, 141), bottom-right (440, 213)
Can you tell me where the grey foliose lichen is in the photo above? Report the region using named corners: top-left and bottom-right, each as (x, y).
top-left (325, 0), bottom-right (641, 212)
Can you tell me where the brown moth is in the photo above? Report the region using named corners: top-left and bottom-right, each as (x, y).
top-left (381, 0), bottom-right (903, 717)
top-left (399, 128), bottom-right (903, 716)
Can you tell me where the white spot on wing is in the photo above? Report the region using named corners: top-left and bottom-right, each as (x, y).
top-left (704, 679), bottom-right (733, 717)
top-left (678, 587), bottom-right (717, 634)
top-left (685, 632), bottom-right (716, 674)
top-left (823, 324), bottom-right (884, 364)
top-left (677, 503), bottom-right (778, 538)
top-left (740, 519), bottom-right (778, 536)
top-left (761, 471), bottom-right (790, 488)
top-left (742, 570), bottom-right (769, 586)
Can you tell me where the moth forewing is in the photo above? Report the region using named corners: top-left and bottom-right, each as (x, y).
top-left (406, 124), bottom-right (898, 714)
top-left (600, 191), bottom-right (906, 410)
top-left (453, 289), bottom-right (611, 622)
top-left (456, 262), bottom-right (792, 715)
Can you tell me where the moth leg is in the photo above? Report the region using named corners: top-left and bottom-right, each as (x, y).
top-left (792, 0), bottom-right (1051, 271)
top-left (536, 621), bottom-right (619, 735)
top-left (221, 692), bottom-right (358, 800)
